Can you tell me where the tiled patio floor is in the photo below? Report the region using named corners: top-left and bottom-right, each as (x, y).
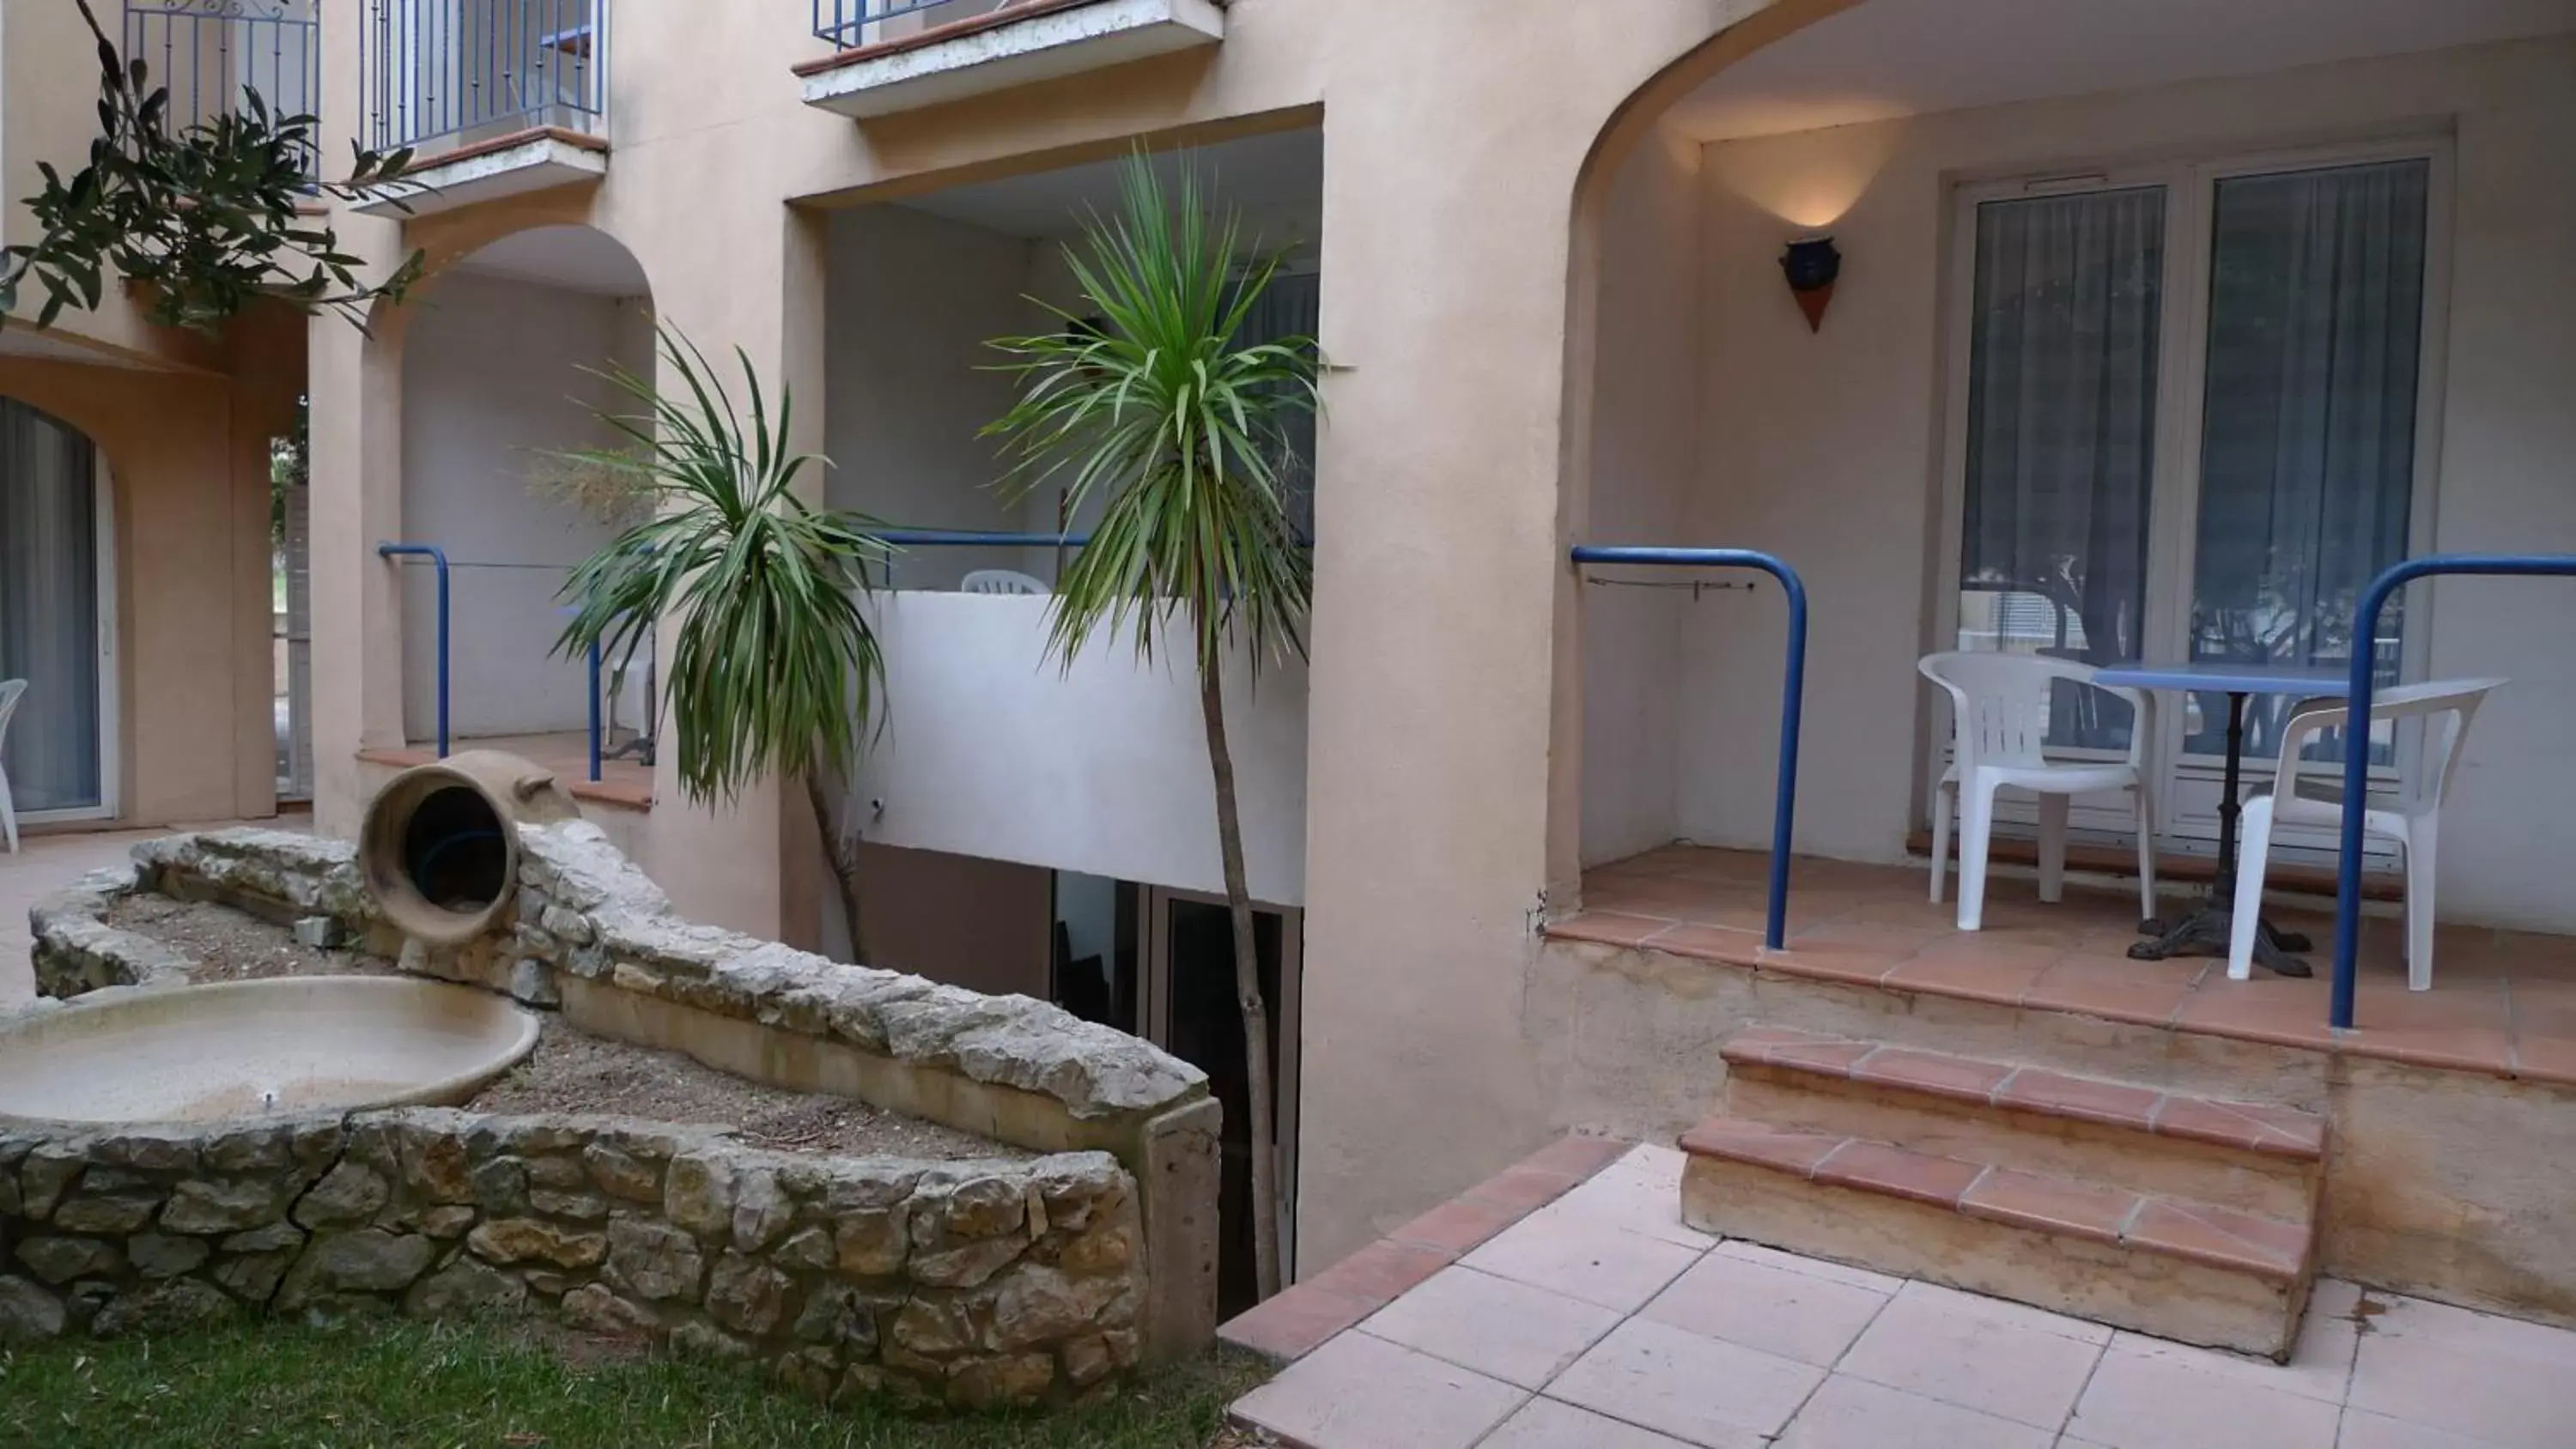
top-left (1551, 846), bottom-right (2576, 1082)
top-left (1229, 1142), bottom-right (2576, 1449)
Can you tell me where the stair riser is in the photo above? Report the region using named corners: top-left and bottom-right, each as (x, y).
top-left (1726, 1067), bottom-right (2318, 1221)
top-left (1681, 1155), bottom-right (2307, 1361)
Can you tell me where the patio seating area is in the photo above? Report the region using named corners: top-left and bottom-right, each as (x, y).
top-left (1552, 846), bottom-right (2576, 1082)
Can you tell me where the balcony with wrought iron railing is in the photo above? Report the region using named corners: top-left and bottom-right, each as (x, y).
top-left (798, 0), bottom-right (1225, 119)
top-left (124, 1), bottom-right (324, 181)
top-left (352, 0), bottom-right (608, 218)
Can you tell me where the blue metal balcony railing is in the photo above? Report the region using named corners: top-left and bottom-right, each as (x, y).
top-left (125, 1), bottom-right (323, 179)
top-left (2329, 555), bottom-right (2576, 1031)
top-left (812, 0), bottom-right (1027, 51)
top-left (363, 0), bottom-right (607, 155)
top-left (1572, 547), bottom-right (1811, 951)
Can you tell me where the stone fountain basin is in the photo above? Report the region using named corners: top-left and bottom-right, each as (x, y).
top-left (0, 977), bottom-right (539, 1124)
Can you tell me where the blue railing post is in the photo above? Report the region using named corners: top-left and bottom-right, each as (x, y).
top-left (376, 543), bottom-right (450, 758)
top-left (1571, 546), bottom-right (1809, 951)
top-left (586, 640), bottom-right (603, 782)
top-left (2333, 554), bottom-right (2576, 1029)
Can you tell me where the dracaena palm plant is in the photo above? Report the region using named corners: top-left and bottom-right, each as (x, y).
top-left (982, 154), bottom-right (1321, 1300)
top-left (553, 328), bottom-right (887, 957)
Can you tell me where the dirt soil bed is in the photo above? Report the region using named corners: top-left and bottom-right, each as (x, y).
top-left (103, 894), bottom-right (398, 983)
top-left (100, 894), bottom-right (1028, 1161)
top-left (473, 1025), bottom-right (1026, 1161)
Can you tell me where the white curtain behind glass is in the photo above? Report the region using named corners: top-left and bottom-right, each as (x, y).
top-left (2188, 160), bottom-right (2427, 763)
top-left (1958, 186), bottom-right (2166, 751)
top-left (0, 400), bottom-right (104, 812)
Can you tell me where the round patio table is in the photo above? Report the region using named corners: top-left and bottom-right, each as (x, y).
top-left (2090, 661), bottom-right (2351, 979)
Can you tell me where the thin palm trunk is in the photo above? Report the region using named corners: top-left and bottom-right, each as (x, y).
top-left (802, 771), bottom-right (866, 964)
top-left (1196, 644), bottom-right (1281, 1300)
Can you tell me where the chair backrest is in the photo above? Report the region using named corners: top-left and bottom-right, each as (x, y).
top-left (0, 679), bottom-right (22, 754)
top-left (961, 569), bottom-right (1048, 597)
top-left (1918, 651), bottom-right (2143, 773)
top-left (2270, 677), bottom-right (2507, 815)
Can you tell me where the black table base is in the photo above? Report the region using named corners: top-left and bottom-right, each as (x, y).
top-left (2129, 906), bottom-right (2312, 977)
top-left (2123, 688), bottom-right (2314, 979)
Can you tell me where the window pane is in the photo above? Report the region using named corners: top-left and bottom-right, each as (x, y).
top-left (2187, 160), bottom-right (2427, 766)
top-left (0, 400), bottom-right (103, 812)
top-left (1957, 186), bottom-right (2166, 751)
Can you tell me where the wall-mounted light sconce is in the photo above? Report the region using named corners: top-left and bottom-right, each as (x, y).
top-left (1779, 235), bottom-right (1842, 333)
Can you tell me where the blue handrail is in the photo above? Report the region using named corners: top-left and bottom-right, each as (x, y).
top-left (375, 543), bottom-right (449, 759)
top-left (1571, 546), bottom-right (1809, 951)
top-left (2331, 554), bottom-right (2576, 1029)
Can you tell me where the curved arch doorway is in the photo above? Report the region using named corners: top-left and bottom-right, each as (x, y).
top-left (0, 397), bottom-right (113, 822)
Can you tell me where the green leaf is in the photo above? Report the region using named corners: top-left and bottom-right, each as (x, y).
top-left (552, 327), bottom-right (890, 809)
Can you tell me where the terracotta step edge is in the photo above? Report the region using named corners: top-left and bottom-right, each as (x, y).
top-left (1718, 1029), bottom-right (2326, 1162)
top-left (1680, 1116), bottom-right (2312, 1286)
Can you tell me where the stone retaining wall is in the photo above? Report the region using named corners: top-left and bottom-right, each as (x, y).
top-left (0, 1109), bottom-right (1144, 1406)
top-left (21, 824), bottom-right (1221, 1398)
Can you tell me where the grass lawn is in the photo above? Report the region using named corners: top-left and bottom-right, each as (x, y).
top-left (0, 1322), bottom-right (1273, 1449)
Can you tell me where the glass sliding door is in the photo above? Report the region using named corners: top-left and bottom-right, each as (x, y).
top-left (1942, 146), bottom-right (2439, 852)
top-left (2185, 159), bottom-right (2429, 767)
top-left (0, 400), bottom-right (111, 817)
top-left (1955, 185), bottom-right (2166, 754)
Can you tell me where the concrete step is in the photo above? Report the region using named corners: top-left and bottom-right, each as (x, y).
top-left (1720, 1026), bottom-right (2324, 1220)
top-left (1680, 1114), bottom-right (2316, 1359)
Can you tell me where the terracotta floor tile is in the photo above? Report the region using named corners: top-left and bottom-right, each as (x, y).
top-left (1646, 921), bottom-right (1767, 967)
top-left (1791, 918), bottom-right (1959, 954)
top-left (1993, 1067), bottom-right (2163, 1130)
top-left (2148, 1096), bottom-right (2325, 1159)
top-left (1812, 1140), bottom-right (1984, 1209)
top-left (1722, 1028), bottom-right (1875, 1076)
top-left (2172, 980), bottom-right (2340, 1050)
top-left (1524, 1135), bottom-right (1637, 1180)
top-left (1680, 1118), bottom-right (1844, 1176)
top-left (1957, 1167), bottom-right (2136, 1243)
top-left (2356, 1025), bottom-right (2516, 1075)
top-left (1668, 888), bottom-right (1778, 931)
top-left (1756, 942), bottom-right (1902, 985)
top-left (2020, 959), bottom-right (2196, 1027)
top-left (1905, 933), bottom-right (2071, 971)
top-left (1544, 911), bottom-right (1677, 949)
top-left (1306, 1240), bottom-right (1458, 1306)
top-left (1849, 1046), bottom-right (2013, 1100)
top-left (1880, 949), bottom-right (2056, 1007)
top-left (2123, 1199), bottom-right (2307, 1282)
top-left (1218, 1280), bottom-right (1382, 1362)
top-left (1463, 1163), bottom-right (1589, 1215)
top-left (1388, 1195), bottom-right (1528, 1257)
top-left (2512, 1028), bottom-right (2576, 1086)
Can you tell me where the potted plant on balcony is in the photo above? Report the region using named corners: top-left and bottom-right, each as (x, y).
top-left (550, 328), bottom-right (889, 960)
top-left (982, 153), bottom-right (1321, 1300)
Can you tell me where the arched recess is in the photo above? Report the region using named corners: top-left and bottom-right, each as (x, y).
top-left (0, 396), bottom-right (116, 821)
top-left (386, 221), bottom-right (657, 759)
top-left (1550, 0), bottom-right (1867, 888)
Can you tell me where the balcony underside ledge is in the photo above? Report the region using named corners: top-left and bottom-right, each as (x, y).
top-left (799, 0), bottom-right (1225, 119)
top-left (350, 129), bottom-right (610, 219)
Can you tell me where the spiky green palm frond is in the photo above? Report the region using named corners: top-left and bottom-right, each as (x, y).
top-left (552, 329), bottom-right (887, 806)
top-left (981, 155), bottom-right (1320, 673)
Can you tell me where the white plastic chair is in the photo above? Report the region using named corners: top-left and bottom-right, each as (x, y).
top-left (0, 679), bottom-right (23, 853)
top-left (1919, 652), bottom-right (2159, 931)
top-left (961, 569), bottom-right (1048, 596)
top-left (2227, 678), bottom-right (2505, 988)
